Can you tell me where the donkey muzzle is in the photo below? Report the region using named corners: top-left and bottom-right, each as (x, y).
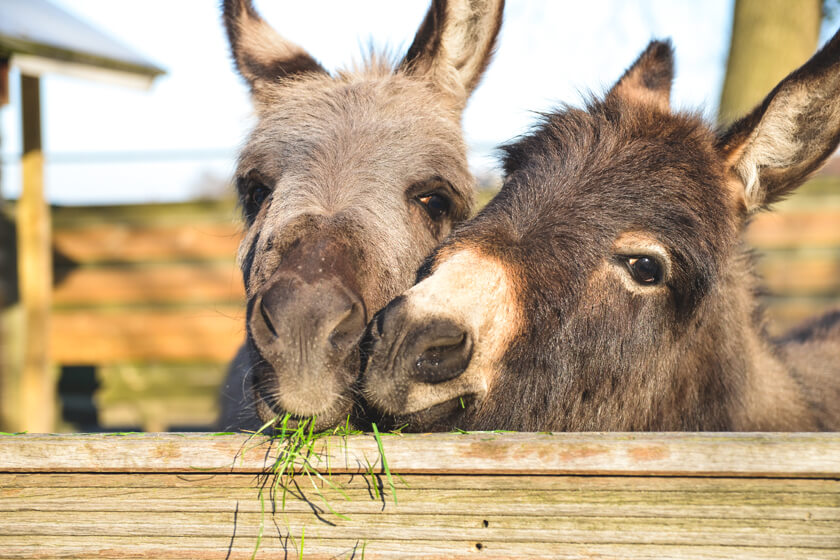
top-left (248, 238), bottom-right (366, 416)
top-left (363, 295), bottom-right (477, 418)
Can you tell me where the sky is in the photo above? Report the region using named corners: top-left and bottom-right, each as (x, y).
top-left (0, 0), bottom-right (740, 205)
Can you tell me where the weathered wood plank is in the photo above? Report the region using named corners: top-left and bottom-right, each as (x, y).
top-left (1, 433), bottom-right (839, 476)
top-left (3, 511), bottom-right (838, 547)
top-left (1, 536), bottom-right (838, 560)
top-left (2, 477), bottom-right (837, 520)
top-left (747, 209), bottom-right (840, 249)
top-left (52, 263), bottom-right (243, 306)
top-left (52, 223), bottom-right (241, 264)
top-left (50, 307), bottom-right (243, 364)
top-left (1, 433), bottom-right (838, 559)
top-left (50, 200), bottom-right (237, 229)
top-left (3, 472), bottom-right (837, 492)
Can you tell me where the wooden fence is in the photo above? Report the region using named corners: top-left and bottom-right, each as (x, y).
top-left (1, 200), bottom-right (244, 432)
top-left (744, 177), bottom-right (840, 330)
top-left (0, 432), bottom-right (838, 559)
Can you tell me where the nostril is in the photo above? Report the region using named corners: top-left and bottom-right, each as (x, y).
top-left (412, 321), bottom-right (472, 384)
top-left (329, 301), bottom-right (366, 353)
top-left (259, 299), bottom-right (279, 338)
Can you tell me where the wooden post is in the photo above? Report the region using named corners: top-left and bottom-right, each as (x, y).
top-left (17, 74), bottom-right (54, 432)
top-left (0, 58), bottom-right (9, 107)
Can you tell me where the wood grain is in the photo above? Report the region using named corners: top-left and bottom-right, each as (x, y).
top-left (747, 209), bottom-right (840, 249)
top-left (1, 432), bottom-right (839, 476)
top-left (53, 223), bottom-right (241, 264)
top-left (1, 433), bottom-right (838, 559)
top-left (50, 307), bottom-right (244, 363)
top-left (52, 263), bottom-right (244, 306)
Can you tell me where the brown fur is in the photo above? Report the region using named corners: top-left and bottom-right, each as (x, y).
top-left (362, 35), bottom-right (840, 432)
top-left (218, 0), bottom-right (504, 431)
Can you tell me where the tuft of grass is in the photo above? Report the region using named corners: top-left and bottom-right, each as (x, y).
top-left (244, 414), bottom-right (401, 556)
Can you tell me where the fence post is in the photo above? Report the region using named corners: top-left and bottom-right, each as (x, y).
top-left (17, 73), bottom-right (55, 432)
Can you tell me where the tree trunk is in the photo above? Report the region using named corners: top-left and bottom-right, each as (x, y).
top-left (718, 0), bottom-right (821, 124)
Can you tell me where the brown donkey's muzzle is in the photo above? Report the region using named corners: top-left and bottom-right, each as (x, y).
top-left (363, 296), bottom-right (473, 417)
top-left (248, 238), bottom-right (366, 419)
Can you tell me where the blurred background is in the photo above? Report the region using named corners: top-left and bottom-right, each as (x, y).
top-left (1, 0), bottom-right (839, 432)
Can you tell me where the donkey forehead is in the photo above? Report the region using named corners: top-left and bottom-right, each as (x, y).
top-left (500, 107), bottom-right (739, 246)
top-left (238, 75), bottom-right (469, 188)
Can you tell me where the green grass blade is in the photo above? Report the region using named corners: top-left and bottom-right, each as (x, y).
top-left (251, 488), bottom-right (265, 560)
top-left (371, 423), bottom-right (397, 505)
top-left (298, 526), bottom-right (305, 560)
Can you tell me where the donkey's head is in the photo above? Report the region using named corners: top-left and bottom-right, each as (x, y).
top-left (224, 0), bottom-right (503, 430)
top-left (363, 33), bottom-right (840, 432)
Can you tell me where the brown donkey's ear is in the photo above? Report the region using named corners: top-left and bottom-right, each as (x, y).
top-left (718, 28), bottom-right (840, 212)
top-left (400, 0), bottom-right (504, 110)
top-left (607, 40), bottom-right (674, 112)
top-left (222, 0), bottom-right (326, 99)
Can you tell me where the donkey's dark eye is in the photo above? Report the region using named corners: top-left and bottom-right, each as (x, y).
top-left (417, 193), bottom-right (450, 220)
top-left (626, 256), bottom-right (662, 285)
top-left (251, 185), bottom-right (270, 206)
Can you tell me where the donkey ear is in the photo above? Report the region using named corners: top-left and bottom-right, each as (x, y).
top-left (718, 29), bottom-right (840, 212)
top-left (222, 0), bottom-right (327, 98)
top-left (607, 40), bottom-right (674, 112)
top-left (400, 0), bottom-right (504, 110)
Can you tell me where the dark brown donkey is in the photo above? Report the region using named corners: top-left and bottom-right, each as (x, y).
top-left (362, 34), bottom-right (840, 432)
top-left (218, 0), bottom-right (504, 430)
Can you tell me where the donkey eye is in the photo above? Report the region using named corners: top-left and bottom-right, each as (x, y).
top-left (626, 256), bottom-right (662, 285)
top-left (238, 174), bottom-right (272, 223)
top-left (251, 185), bottom-right (270, 206)
top-left (416, 193), bottom-right (450, 220)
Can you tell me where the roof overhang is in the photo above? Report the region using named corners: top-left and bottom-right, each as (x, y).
top-left (10, 53), bottom-right (158, 91)
top-left (0, 0), bottom-right (165, 91)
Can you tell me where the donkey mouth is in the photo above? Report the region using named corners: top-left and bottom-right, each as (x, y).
top-left (253, 385), bottom-right (353, 432)
top-left (383, 393), bottom-right (477, 432)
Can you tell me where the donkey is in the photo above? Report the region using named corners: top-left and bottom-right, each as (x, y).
top-left (218, 0), bottom-right (504, 431)
top-left (362, 34), bottom-right (840, 432)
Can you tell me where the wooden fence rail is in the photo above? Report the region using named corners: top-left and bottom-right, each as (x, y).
top-left (1, 432), bottom-right (838, 559)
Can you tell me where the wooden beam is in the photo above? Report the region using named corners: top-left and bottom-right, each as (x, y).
top-left (1, 432), bottom-right (839, 477)
top-left (17, 73), bottom-right (54, 432)
top-left (0, 433), bottom-right (837, 557)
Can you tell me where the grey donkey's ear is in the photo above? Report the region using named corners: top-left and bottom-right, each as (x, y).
top-left (222, 0), bottom-right (327, 99)
top-left (607, 39), bottom-right (674, 112)
top-left (400, 0), bottom-right (504, 110)
top-left (718, 28), bottom-right (840, 212)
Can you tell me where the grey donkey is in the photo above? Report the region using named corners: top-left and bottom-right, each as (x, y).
top-left (218, 0), bottom-right (504, 431)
